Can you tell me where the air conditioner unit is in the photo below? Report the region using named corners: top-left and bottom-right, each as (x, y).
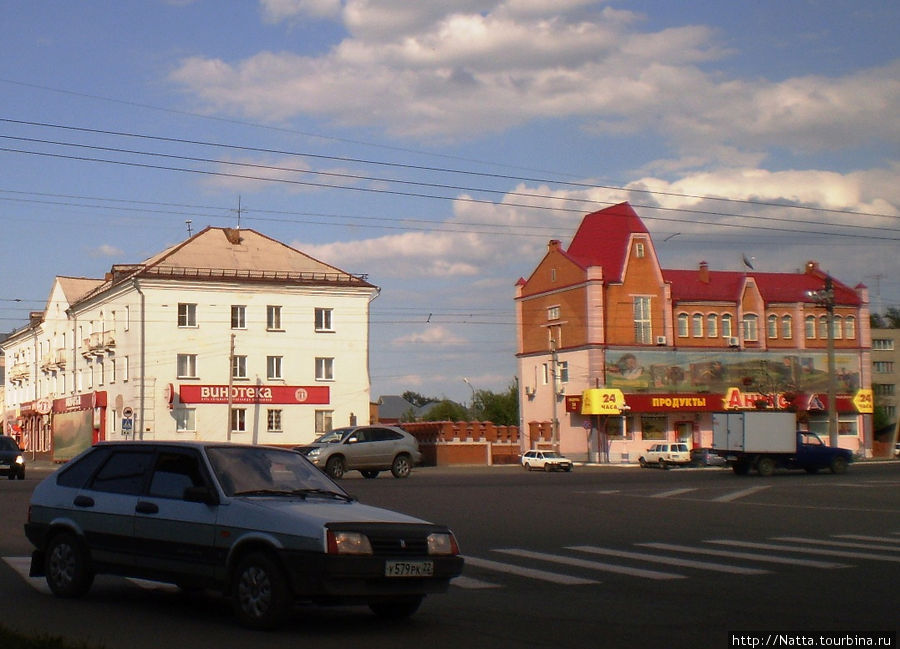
top-left (655, 336), bottom-right (667, 346)
top-left (728, 337), bottom-right (740, 347)
top-left (524, 386), bottom-right (536, 397)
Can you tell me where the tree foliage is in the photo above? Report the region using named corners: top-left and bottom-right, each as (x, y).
top-left (422, 399), bottom-right (468, 422)
top-left (871, 307), bottom-right (900, 328)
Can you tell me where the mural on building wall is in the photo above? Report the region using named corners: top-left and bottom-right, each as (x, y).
top-left (605, 351), bottom-right (860, 394)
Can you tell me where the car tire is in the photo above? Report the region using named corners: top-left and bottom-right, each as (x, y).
top-left (368, 595), bottom-right (423, 620)
top-left (830, 456), bottom-right (848, 475)
top-left (44, 532), bottom-right (94, 598)
top-left (639, 457), bottom-right (647, 468)
top-left (757, 457), bottom-right (776, 477)
top-left (361, 470), bottom-right (380, 479)
top-left (658, 459), bottom-right (667, 470)
top-left (390, 454), bottom-right (412, 479)
top-left (325, 456), bottom-right (345, 480)
top-left (523, 463), bottom-right (532, 471)
top-left (232, 552), bottom-right (291, 630)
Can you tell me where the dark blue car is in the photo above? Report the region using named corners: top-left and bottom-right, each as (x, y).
top-left (0, 436), bottom-right (25, 480)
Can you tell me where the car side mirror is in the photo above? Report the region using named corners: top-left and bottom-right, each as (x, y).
top-left (346, 436), bottom-right (358, 444)
top-left (184, 485), bottom-right (218, 505)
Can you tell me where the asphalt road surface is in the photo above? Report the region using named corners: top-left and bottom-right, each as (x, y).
top-left (1, 461), bottom-right (898, 649)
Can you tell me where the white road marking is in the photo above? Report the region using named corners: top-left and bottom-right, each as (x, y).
top-left (771, 536), bottom-right (900, 552)
top-left (651, 488), bottom-right (697, 498)
top-left (711, 486), bottom-right (771, 502)
top-left (637, 543), bottom-right (850, 569)
top-left (462, 556), bottom-right (598, 585)
top-left (707, 540), bottom-right (900, 563)
top-left (568, 545), bottom-right (769, 575)
top-left (494, 548), bottom-right (684, 580)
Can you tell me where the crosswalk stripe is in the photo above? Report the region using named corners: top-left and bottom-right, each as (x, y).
top-left (651, 488), bottom-right (696, 498)
top-left (833, 534), bottom-right (900, 545)
top-left (462, 556), bottom-right (598, 585)
top-left (567, 545), bottom-right (769, 575)
top-left (451, 575), bottom-right (502, 589)
top-left (494, 548), bottom-right (684, 580)
top-left (707, 540), bottom-right (900, 563)
top-left (637, 543), bottom-right (850, 568)
top-left (711, 486), bottom-right (770, 502)
top-left (771, 536), bottom-right (900, 552)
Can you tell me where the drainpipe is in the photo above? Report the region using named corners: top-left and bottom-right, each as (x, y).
top-left (133, 279), bottom-right (146, 440)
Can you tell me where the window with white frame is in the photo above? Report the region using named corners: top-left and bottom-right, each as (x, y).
top-left (677, 313), bottom-right (689, 337)
top-left (558, 361), bottom-right (569, 384)
top-left (832, 316), bottom-right (843, 339)
top-left (818, 316), bottom-right (828, 339)
top-left (178, 303), bottom-right (197, 327)
top-left (122, 356), bottom-right (129, 381)
top-left (231, 408), bottom-right (247, 433)
top-left (844, 316), bottom-right (856, 340)
top-left (232, 355), bottom-right (247, 380)
top-left (706, 314), bottom-right (718, 338)
top-left (267, 355), bottom-right (283, 380)
top-left (315, 357), bottom-right (334, 381)
top-left (805, 315), bottom-right (816, 338)
top-left (721, 314), bottom-right (733, 338)
top-left (692, 313), bottom-right (703, 337)
top-left (873, 338), bottom-right (894, 351)
top-left (767, 314), bottom-right (778, 339)
top-left (177, 353), bottom-right (197, 378)
top-left (547, 305), bottom-right (560, 321)
top-left (781, 315), bottom-right (792, 339)
top-left (231, 305), bottom-right (246, 329)
top-left (742, 314), bottom-right (759, 341)
top-left (634, 242), bottom-right (645, 258)
top-left (315, 410), bottom-right (333, 435)
top-left (633, 296), bottom-right (652, 344)
top-left (315, 307), bottom-right (333, 332)
top-left (267, 305), bottom-right (283, 330)
top-left (175, 408), bottom-right (196, 432)
top-left (267, 409), bottom-right (283, 433)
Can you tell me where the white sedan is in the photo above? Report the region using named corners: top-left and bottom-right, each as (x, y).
top-left (521, 450), bottom-right (574, 472)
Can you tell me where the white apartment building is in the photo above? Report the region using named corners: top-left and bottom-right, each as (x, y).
top-left (2, 227), bottom-right (379, 461)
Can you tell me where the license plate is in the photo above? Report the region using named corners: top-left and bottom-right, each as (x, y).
top-left (385, 560), bottom-right (434, 577)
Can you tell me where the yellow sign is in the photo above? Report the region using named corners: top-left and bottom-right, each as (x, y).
top-left (581, 388), bottom-right (626, 415)
top-left (852, 389), bottom-right (874, 414)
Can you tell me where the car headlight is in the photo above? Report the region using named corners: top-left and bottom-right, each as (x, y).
top-left (427, 532), bottom-right (460, 556)
top-left (15, 455), bottom-right (24, 466)
top-left (306, 448), bottom-right (320, 458)
top-left (327, 530), bottom-right (373, 555)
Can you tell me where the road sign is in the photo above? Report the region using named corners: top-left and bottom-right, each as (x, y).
top-left (122, 418), bottom-right (133, 431)
top-left (123, 406), bottom-right (134, 418)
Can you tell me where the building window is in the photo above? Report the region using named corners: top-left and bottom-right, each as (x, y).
top-left (177, 354), bottom-right (197, 378)
top-left (805, 315), bottom-right (816, 339)
top-left (267, 356), bottom-right (283, 380)
top-left (550, 268), bottom-right (557, 282)
top-left (873, 338), bottom-right (894, 351)
top-left (767, 315), bottom-right (778, 339)
top-left (873, 383), bottom-right (895, 396)
top-left (267, 305), bottom-right (283, 330)
top-left (781, 315), bottom-right (792, 339)
top-left (231, 305), bottom-right (246, 329)
top-left (178, 303), bottom-right (197, 327)
top-left (267, 409), bottom-right (283, 433)
top-left (547, 305), bottom-right (560, 321)
top-left (635, 242), bottom-right (645, 258)
top-left (558, 361), bottom-right (569, 384)
top-left (832, 316), bottom-right (843, 339)
top-left (98, 360), bottom-right (105, 386)
top-left (721, 314), bottom-right (733, 338)
top-left (123, 356), bottom-right (129, 382)
top-left (873, 361), bottom-right (894, 373)
top-left (741, 314), bottom-right (758, 341)
top-left (316, 357), bottom-right (334, 381)
top-left (315, 410), bottom-right (333, 435)
top-left (232, 355), bottom-right (247, 380)
top-left (231, 408), bottom-right (246, 433)
top-left (818, 316), bottom-right (828, 339)
top-left (691, 313), bottom-right (703, 337)
top-left (844, 316), bottom-right (856, 340)
top-left (110, 358), bottom-right (116, 383)
top-left (175, 408), bottom-right (196, 432)
top-left (706, 314), bottom-right (718, 338)
top-left (542, 363), bottom-right (549, 385)
top-left (677, 313), bottom-right (689, 338)
top-left (640, 415), bottom-right (667, 441)
top-left (315, 308), bottom-right (333, 332)
top-left (124, 305), bottom-right (130, 331)
top-left (633, 296), bottom-right (652, 344)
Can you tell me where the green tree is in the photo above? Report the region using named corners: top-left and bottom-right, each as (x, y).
top-left (422, 399), bottom-right (468, 422)
top-left (476, 380), bottom-right (520, 426)
top-left (402, 391), bottom-right (432, 408)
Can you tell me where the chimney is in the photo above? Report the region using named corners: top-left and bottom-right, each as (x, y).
top-left (548, 239), bottom-right (561, 252)
top-left (224, 228), bottom-right (243, 245)
top-left (699, 261), bottom-right (709, 284)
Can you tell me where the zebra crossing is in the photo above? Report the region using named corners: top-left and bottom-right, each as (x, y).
top-left (454, 531), bottom-right (900, 590)
top-left (4, 532), bottom-right (898, 595)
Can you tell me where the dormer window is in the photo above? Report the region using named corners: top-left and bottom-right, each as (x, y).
top-left (547, 306), bottom-right (560, 321)
top-left (635, 242), bottom-right (645, 258)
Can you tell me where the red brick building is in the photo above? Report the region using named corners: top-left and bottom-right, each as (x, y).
top-left (515, 202), bottom-right (872, 462)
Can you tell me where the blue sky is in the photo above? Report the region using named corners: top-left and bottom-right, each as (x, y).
top-left (2, 0), bottom-right (898, 404)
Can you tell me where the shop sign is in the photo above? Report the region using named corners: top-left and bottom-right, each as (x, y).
top-left (852, 389), bottom-right (874, 414)
top-left (179, 385), bottom-right (330, 405)
top-left (580, 388), bottom-right (626, 415)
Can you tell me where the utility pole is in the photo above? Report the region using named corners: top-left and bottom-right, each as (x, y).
top-left (550, 339), bottom-right (559, 453)
top-left (808, 275), bottom-right (838, 445)
top-left (227, 333), bottom-right (235, 442)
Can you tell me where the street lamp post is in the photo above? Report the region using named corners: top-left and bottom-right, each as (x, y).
top-left (463, 377), bottom-right (477, 420)
top-left (807, 276), bottom-right (838, 446)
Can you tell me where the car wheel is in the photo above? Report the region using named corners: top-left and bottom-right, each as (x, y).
top-left (361, 470), bottom-right (380, 479)
top-left (830, 456), bottom-right (848, 475)
top-left (44, 532), bottom-right (94, 598)
top-left (639, 457), bottom-right (647, 468)
top-left (757, 457), bottom-right (776, 477)
top-left (390, 454), bottom-right (412, 479)
top-left (369, 595), bottom-right (423, 620)
top-left (232, 552), bottom-right (291, 630)
top-left (18, 469), bottom-right (25, 480)
top-left (658, 459), bottom-right (667, 470)
top-left (325, 456), bottom-right (345, 480)
top-left (523, 462), bottom-right (532, 471)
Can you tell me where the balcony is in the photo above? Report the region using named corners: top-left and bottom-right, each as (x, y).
top-left (9, 363), bottom-right (29, 383)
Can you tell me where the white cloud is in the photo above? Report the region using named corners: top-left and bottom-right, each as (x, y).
top-left (88, 244), bottom-right (124, 258)
top-left (260, 0), bottom-right (341, 22)
top-left (391, 324), bottom-right (466, 346)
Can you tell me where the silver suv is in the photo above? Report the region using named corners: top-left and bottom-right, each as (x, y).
top-left (295, 425), bottom-right (422, 479)
top-left (25, 441), bottom-right (462, 629)
top-left (639, 442), bottom-right (691, 469)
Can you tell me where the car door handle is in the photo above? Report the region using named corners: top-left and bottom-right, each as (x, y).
top-left (135, 501), bottom-right (159, 514)
top-left (73, 495), bottom-right (94, 508)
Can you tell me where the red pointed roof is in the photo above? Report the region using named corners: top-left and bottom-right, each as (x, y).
top-left (566, 202), bottom-right (649, 282)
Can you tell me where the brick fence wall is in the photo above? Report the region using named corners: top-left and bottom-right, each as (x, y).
top-left (400, 421), bottom-right (523, 466)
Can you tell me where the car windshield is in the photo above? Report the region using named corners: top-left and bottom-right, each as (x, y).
top-left (542, 452), bottom-right (562, 458)
top-left (206, 446), bottom-right (350, 499)
top-left (312, 429), bottom-right (351, 444)
top-left (0, 437), bottom-right (19, 451)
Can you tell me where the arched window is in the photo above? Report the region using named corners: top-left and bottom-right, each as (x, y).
top-left (767, 314), bottom-right (778, 339)
top-left (781, 315), bottom-right (792, 339)
top-left (742, 314), bottom-right (759, 341)
top-left (844, 316), bottom-right (856, 340)
top-left (832, 315), bottom-right (843, 339)
top-left (692, 313), bottom-right (703, 337)
top-left (721, 314), bottom-right (733, 338)
top-left (677, 313), bottom-right (689, 337)
top-left (706, 314), bottom-right (718, 338)
top-left (818, 315), bottom-right (828, 339)
top-left (805, 315), bottom-right (816, 339)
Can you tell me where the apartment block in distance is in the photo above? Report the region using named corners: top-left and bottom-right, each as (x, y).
top-left (2, 227), bottom-right (378, 461)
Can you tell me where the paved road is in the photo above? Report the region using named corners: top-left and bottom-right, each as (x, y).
top-left (1, 462), bottom-right (898, 648)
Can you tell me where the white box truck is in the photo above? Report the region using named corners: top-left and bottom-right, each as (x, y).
top-left (712, 411), bottom-right (852, 476)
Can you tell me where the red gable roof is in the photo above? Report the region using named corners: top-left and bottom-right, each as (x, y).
top-left (566, 202), bottom-right (649, 283)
